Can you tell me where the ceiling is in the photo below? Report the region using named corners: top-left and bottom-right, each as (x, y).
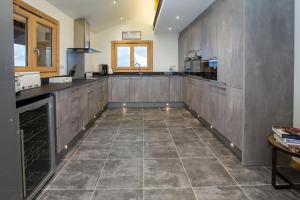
top-left (46, 0), bottom-right (155, 33)
top-left (154, 0), bottom-right (216, 33)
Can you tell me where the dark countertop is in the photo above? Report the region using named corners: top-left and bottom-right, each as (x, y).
top-left (16, 78), bottom-right (106, 102)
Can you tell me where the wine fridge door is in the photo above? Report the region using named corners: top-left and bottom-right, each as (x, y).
top-left (17, 96), bottom-right (55, 200)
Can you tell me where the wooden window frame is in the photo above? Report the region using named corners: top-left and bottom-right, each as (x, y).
top-left (13, 0), bottom-right (60, 77)
top-left (111, 40), bottom-right (153, 73)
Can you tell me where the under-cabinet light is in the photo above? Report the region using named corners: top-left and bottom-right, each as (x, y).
top-left (113, 0), bottom-right (118, 4)
top-left (176, 16), bottom-right (180, 20)
top-left (123, 103), bottom-right (126, 107)
top-left (168, 27), bottom-right (172, 31)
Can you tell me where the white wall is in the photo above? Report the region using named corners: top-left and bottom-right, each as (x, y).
top-left (90, 22), bottom-right (179, 73)
top-left (295, 0), bottom-right (300, 127)
top-left (23, 0), bottom-right (74, 75)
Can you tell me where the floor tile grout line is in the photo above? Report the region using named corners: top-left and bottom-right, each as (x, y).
top-left (89, 116), bottom-right (120, 200)
top-left (199, 126), bottom-right (252, 200)
top-left (164, 118), bottom-right (199, 200)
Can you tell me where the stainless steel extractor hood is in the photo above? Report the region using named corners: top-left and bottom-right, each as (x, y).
top-left (68, 18), bottom-right (100, 53)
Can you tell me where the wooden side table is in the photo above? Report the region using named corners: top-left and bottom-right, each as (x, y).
top-left (268, 135), bottom-right (300, 189)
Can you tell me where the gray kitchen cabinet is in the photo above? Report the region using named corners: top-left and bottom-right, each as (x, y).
top-left (111, 77), bottom-right (130, 102)
top-left (201, 10), bottom-right (217, 60)
top-left (182, 77), bottom-right (188, 104)
top-left (200, 80), bottom-right (210, 122)
top-left (129, 77), bottom-right (148, 102)
top-left (207, 82), bottom-right (218, 126)
top-left (225, 87), bottom-right (243, 149)
top-left (147, 76), bottom-right (170, 102)
top-left (185, 78), bottom-right (193, 108)
top-left (170, 76), bottom-right (182, 102)
top-left (215, 84), bottom-right (227, 134)
top-left (193, 79), bottom-right (202, 116)
top-left (190, 78), bottom-right (198, 111)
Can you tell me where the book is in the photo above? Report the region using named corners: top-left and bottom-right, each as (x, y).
top-left (272, 126), bottom-right (300, 138)
top-left (274, 134), bottom-right (300, 153)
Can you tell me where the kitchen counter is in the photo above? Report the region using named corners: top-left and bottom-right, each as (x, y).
top-left (16, 77), bottom-right (107, 102)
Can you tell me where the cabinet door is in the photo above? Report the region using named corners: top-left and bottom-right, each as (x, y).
top-left (111, 77), bottom-right (130, 102)
top-left (170, 76), bottom-right (182, 102)
top-left (182, 77), bottom-right (188, 104)
top-left (147, 77), bottom-right (170, 102)
top-left (215, 85), bottom-right (227, 134)
top-left (225, 87), bottom-right (243, 149)
top-left (193, 79), bottom-right (202, 116)
top-left (200, 81), bottom-right (210, 122)
top-left (209, 83), bottom-right (218, 127)
top-left (129, 77), bottom-right (148, 102)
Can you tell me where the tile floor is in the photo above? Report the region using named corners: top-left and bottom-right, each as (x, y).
top-left (38, 107), bottom-right (300, 200)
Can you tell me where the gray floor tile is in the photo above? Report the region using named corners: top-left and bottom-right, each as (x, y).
top-left (115, 129), bottom-right (143, 141)
top-left (97, 121), bottom-right (121, 129)
top-left (229, 166), bottom-right (272, 185)
top-left (72, 143), bottom-right (111, 160)
top-left (144, 159), bottom-right (190, 188)
top-left (144, 188), bottom-right (196, 200)
top-left (92, 189), bottom-right (143, 200)
top-left (165, 120), bottom-right (192, 129)
top-left (144, 141), bottom-right (178, 158)
top-left (169, 129), bottom-right (199, 141)
top-left (193, 127), bottom-right (218, 141)
top-left (38, 190), bottom-right (93, 200)
top-left (182, 158), bottom-right (235, 187)
top-left (120, 120), bottom-right (143, 129)
top-left (174, 140), bottom-right (214, 158)
top-left (185, 119), bottom-right (204, 128)
top-left (143, 114), bottom-right (165, 120)
top-left (108, 141), bottom-right (143, 159)
top-left (97, 159), bottom-right (143, 188)
top-left (218, 156), bottom-right (244, 172)
top-left (194, 186), bottom-right (248, 200)
top-left (48, 160), bottom-right (105, 190)
top-left (205, 140), bottom-right (235, 157)
top-left (144, 120), bottom-right (167, 129)
top-left (61, 160), bottom-right (105, 174)
top-left (144, 129), bottom-right (172, 141)
top-left (242, 185), bottom-right (300, 200)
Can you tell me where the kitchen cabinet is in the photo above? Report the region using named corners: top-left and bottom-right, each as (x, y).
top-left (200, 80), bottom-right (210, 122)
top-left (208, 82), bottom-right (218, 126)
top-left (170, 76), bottom-right (182, 102)
top-left (215, 84), bottom-right (227, 134)
top-left (147, 76), bottom-right (170, 102)
top-left (111, 77), bottom-right (130, 102)
top-left (56, 79), bottom-right (107, 154)
top-left (225, 87), bottom-right (243, 149)
top-left (129, 77), bottom-right (148, 102)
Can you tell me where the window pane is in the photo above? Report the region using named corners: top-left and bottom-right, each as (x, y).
top-left (117, 46), bottom-right (130, 67)
top-left (36, 23), bottom-right (52, 67)
top-left (134, 46), bottom-right (148, 67)
top-left (14, 14), bottom-right (28, 67)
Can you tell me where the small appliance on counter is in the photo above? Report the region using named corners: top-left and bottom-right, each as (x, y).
top-left (49, 76), bottom-right (72, 83)
top-left (15, 72), bottom-right (41, 92)
top-left (99, 64), bottom-right (108, 75)
top-left (85, 72), bottom-right (93, 79)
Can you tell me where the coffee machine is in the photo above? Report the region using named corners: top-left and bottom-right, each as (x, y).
top-left (99, 64), bottom-right (108, 75)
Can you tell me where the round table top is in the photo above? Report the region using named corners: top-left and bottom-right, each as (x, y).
top-left (268, 134), bottom-right (300, 158)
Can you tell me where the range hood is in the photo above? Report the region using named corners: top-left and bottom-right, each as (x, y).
top-left (68, 18), bottom-right (100, 53)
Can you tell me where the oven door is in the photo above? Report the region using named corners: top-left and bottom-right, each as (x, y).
top-left (17, 96), bottom-right (55, 200)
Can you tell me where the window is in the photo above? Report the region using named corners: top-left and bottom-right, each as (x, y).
top-left (13, 0), bottom-right (59, 77)
top-left (112, 40), bottom-right (153, 72)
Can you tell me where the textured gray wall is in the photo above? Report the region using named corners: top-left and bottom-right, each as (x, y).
top-left (0, 0), bottom-right (23, 199)
top-left (243, 0), bottom-right (294, 165)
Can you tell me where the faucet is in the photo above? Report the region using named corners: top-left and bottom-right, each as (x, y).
top-left (135, 63), bottom-right (143, 75)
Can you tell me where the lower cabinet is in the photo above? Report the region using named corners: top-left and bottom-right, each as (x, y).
top-left (111, 77), bottom-right (130, 102)
top-left (129, 77), bottom-right (148, 102)
top-left (147, 76), bottom-right (170, 102)
top-left (170, 76), bottom-right (182, 102)
top-left (225, 87), bottom-right (243, 149)
top-left (55, 78), bottom-right (107, 154)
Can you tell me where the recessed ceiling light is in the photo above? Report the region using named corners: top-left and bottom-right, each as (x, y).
top-left (120, 17), bottom-right (124, 21)
top-left (176, 16), bottom-right (180, 20)
top-left (113, 0), bottom-right (118, 4)
top-left (168, 27), bottom-right (172, 31)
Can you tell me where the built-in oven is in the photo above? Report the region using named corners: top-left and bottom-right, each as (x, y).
top-left (17, 96), bottom-right (55, 200)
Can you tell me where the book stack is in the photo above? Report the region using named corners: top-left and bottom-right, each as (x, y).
top-left (272, 126), bottom-right (300, 153)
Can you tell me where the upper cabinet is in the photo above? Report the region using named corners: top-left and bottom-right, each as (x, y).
top-left (13, 0), bottom-right (59, 77)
